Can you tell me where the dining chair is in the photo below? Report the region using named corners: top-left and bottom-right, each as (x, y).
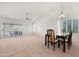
top-left (45, 29), bottom-right (58, 51)
top-left (66, 32), bottom-right (72, 49)
top-left (45, 29), bottom-right (53, 46)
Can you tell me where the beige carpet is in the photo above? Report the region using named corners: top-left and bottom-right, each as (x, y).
top-left (0, 34), bottom-right (79, 57)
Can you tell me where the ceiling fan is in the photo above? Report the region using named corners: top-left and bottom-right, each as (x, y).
top-left (25, 17), bottom-right (31, 21)
top-left (25, 12), bottom-right (31, 21)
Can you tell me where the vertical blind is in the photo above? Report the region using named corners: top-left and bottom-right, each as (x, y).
top-left (60, 19), bottom-right (79, 33)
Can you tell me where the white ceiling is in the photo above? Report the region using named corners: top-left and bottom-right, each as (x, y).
top-left (0, 2), bottom-right (79, 22)
top-left (0, 2), bottom-right (60, 22)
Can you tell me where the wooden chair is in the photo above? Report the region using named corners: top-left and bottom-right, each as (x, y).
top-left (45, 29), bottom-right (58, 50)
top-left (66, 32), bottom-right (72, 49)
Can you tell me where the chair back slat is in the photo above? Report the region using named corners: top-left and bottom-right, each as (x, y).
top-left (47, 29), bottom-right (55, 42)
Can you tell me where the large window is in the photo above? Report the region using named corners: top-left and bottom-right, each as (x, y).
top-left (73, 19), bottom-right (78, 33)
top-left (2, 22), bottom-right (23, 38)
top-left (58, 19), bottom-right (79, 34)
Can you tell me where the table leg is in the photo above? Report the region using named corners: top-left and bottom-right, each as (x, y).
top-left (58, 39), bottom-right (60, 48)
top-left (63, 38), bottom-right (65, 52)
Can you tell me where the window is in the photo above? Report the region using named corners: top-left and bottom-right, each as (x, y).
top-left (59, 19), bottom-right (79, 34)
top-left (2, 22), bottom-right (23, 38)
top-left (73, 19), bottom-right (78, 33)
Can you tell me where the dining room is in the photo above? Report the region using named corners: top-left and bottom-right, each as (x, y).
top-left (0, 2), bottom-right (79, 57)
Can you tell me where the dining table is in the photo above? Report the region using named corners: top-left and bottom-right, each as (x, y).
top-left (56, 34), bottom-right (68, 52)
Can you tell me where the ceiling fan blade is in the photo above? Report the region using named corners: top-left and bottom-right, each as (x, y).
top-left (25, 18), bottom-right (31, 21)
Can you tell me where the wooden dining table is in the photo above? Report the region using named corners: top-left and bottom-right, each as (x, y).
top-left (56, 34), bottom-right (67, 52)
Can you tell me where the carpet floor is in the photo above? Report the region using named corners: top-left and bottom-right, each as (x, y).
top-left (0, 34), bottom-right (79, 57)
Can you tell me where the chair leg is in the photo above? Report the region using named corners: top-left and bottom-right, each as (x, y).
top-left (47, 36), bottom-right (50, 48)
top-left (47, 42), bottom-right (49, 48)
top-left (61, 41), bottom-right (63, 45)
top-left (68, 42), bottom-right (70, 50)
top-left (45, 35), bottom-right (47, 46)
top-left (53, 42), bottom-right (55, 51)
top-left (68, 44), bottom-right (70, 50)
top-left (70, 39), bottom-right (72, 47)
top-left (51, 42), bottom-right (53, 45)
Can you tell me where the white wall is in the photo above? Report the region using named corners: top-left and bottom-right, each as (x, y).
top-left (33, 14), bottom-right (58, 36)
top-left (32, 2), bottom-right (79, 40)
top-left (0, 2), bottom-right (79, 40)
